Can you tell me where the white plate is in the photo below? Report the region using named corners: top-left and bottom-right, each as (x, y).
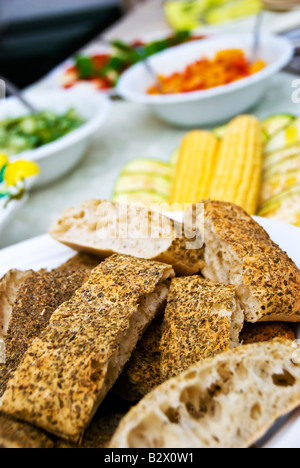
top-left (117, 33), bottom-right (293, 127)
top-left (0, 215), bottom-right (299, 448)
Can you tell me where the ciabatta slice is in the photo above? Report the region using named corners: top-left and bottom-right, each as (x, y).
top-left (110, 339), bottom-right (300, 448)
top-left (50, 200), bottom-right (204, 276)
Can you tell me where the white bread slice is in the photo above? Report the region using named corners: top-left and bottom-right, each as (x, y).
top-left (160, 276), bottom-right (244, 381)
top-left (187, 201), bottom-right (300, 322)
top-left (50, 199), bottom-right (204, 276)
top-left (1, 254), bottom-right (174, 443)
top-left (109, 339), bottom-right (300, 449)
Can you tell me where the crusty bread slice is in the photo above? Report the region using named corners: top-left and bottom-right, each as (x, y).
top-left (161, 276), bottom-right (244, 381)
top-left (114, 317), bottom-right (164, 402)
top-left (0, 253), bottom-right (99, 397)
top-left (240, 322), bottom-right (296, 345)
top-left (50, 199), bottom-right (204, 276)
top-left (109, 339), bottom-right (300, 448)
top-left (0, 410), bottom-right (125, 449)
top-left (0, 269), bottom-right (32, 337)
top-left (188, 201), bottom-right (300, 322)
top-left (1, 254), bottom-right (174, 443)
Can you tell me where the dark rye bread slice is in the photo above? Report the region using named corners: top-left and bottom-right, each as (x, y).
top-left (240, 322), bottom-right (296, 345)
top-left (1, 254), bottom-right (174, 443)
top-left (50, 199), bottom-right (205, 276)
top-left (160, 276), bottom-right (244, 381)
top-left (110, 339), bottom-right (300, 449)
top-left (0, 253), bottom-right (100, 397)
top-left (187, 201), bottom-right (300, 322)
top-left (114, 317), bottom-right (164, 402)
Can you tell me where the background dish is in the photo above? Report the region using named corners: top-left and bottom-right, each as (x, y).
top-left (117, 33), bottom-right (293, 126)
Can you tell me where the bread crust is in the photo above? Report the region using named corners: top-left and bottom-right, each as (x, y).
top-left (1, 254), bottom-right (174, 443)
top-left (0, 269), bottom-right (32, 337)
top-left (0, 254), bottom-right (99, 397)
top-left (200, 201), bottom-right (300, 322)
top-left (161, 276), bottom-right (243, 380)
top-left (115, 317), bottom-right (164, 401)
top-left (240, 322), bottom-right (296, 344)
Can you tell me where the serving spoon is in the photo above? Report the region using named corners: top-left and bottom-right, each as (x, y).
top-left (251, 11), bottom-right (264, 64)
top-left (0, 75), bottom-right (38, 114)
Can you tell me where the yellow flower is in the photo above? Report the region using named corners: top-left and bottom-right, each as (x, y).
top-left (0, 153), bottom-right (9, 170)
top-left (4, 160), bottom-right (40, 186)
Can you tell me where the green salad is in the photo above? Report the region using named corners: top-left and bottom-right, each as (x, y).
top-left (0, 109), bottom-right (85, 156)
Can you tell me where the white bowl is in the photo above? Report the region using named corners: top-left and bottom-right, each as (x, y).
top-left (0, 90), bottom-right (111, 187)
top-left (117, 33), bottom-right (293, 127)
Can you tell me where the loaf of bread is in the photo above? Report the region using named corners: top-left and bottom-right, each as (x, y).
top-left (110, 339), bottom-right (300, 448)
top-left (160, 276), bottom-right (244, 380)
top-left (50, 199), bottom-right (204, 276)
top-left (1, 254), bottom-right (174, 443)
top-left (188, 201), bottom-right (300, 322)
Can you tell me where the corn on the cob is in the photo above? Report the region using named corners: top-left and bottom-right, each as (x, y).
top-left (170, 130), bottom-right (218, 208)
top-left (209, 115), bottom-right (263, 215)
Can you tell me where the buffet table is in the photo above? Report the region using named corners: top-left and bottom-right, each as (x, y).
top-left (1, 0), bottom-right (299, 248)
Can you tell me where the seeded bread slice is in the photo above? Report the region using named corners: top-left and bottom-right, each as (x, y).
top-left (161, 276), bottom-right (244, 381)
top-left (109, 339), bottom-right (300, 449)
top-left (50, 199), bottom-right (204, 276)
top-left (114, 317), bottom-right (164, 402)
top-left (188, 201), bottom-right (300, 322)
top-left (0, 253), bottom-right (100, 397)
top-left (1, 254), bottom-right (174, 443)
top-left (240, 322), bottom-right (296, 345)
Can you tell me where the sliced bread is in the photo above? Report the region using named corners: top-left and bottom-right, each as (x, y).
top-left (0, 253), bottom-right (99, 397)
top-left (110, 339), bottom-right (300, 448)
top-left (114, 317), bottom-right (164, 402)
top-left (50, 199), bottom-right (204, 276)
top-left (187, 201), bottom-right (300, 322)
top-left (1, 254), bottom-right (174, 443)
top-left (160, 276), bottom-right (244, 381)
top-left (240, 322), bottom-right (296, 345)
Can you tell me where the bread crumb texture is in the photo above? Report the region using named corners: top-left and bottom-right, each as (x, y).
top-left (161, 276), bottom-right (240, 380)
top-left (202, 201), bottom-right (300, 322)
top-left (110, 339), bottom-right (300, 449)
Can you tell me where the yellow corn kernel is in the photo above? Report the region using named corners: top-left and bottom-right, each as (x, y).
top-left (209, 115), bottom-right (263, 215)
top-left (170, 130), bottom-right (219, 208)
